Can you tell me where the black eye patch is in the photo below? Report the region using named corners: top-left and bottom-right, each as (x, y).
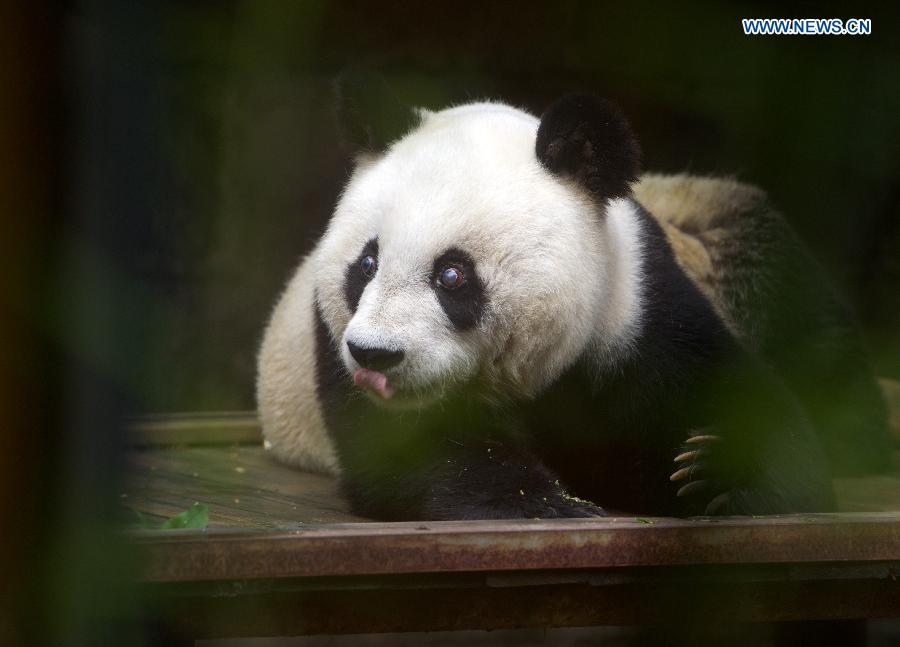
top-left (344, 238), bottom-right (378, 312)
top-left (431, 247), bottom-right (485, 331)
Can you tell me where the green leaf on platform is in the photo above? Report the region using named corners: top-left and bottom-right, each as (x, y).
top-left (159, 502), bottom-right (209, 529)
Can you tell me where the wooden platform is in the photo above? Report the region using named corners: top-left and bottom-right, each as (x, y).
top-left (123, 412), bottom-right (900, 640)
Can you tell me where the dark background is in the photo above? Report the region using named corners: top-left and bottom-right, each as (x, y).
top-left (3, 2), bottom-right (899, 645)
top-left (64, 0), bottom-right (900, 414)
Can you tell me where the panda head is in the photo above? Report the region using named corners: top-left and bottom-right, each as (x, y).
top-left (314, 92), bottom-right (642, 407)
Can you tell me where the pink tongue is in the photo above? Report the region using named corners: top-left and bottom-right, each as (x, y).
top-left (353, 368), bottom-right (395, 399)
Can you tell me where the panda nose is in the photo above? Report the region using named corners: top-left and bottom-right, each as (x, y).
top-left (346, 341), bottom-right (405, 371)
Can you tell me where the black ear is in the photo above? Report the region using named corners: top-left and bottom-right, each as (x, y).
top-left (536, 93), bottom-right (641, 201)
top-left (333, 70), bottom-right (421, 157)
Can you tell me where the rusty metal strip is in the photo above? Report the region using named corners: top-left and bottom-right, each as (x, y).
top-left (131, 512), bottom-right (900, 583)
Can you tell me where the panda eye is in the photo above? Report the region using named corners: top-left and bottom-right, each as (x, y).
top-left (438, 266), bottom-right (464, 290)
top-left (360, 254), bottom-right (377, 278)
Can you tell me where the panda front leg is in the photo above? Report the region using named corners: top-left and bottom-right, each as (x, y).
top-left (671, 426), bottom-right (835, 516)
top-left (340, 438), bottom-right (606, 521)
top-left (670, 365), bottom-right (835, 516)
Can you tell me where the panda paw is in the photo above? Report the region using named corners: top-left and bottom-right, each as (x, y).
top-left (670, 425), bottom-right (833, 516)
top-left (670, 430), bottom-right (733, 515)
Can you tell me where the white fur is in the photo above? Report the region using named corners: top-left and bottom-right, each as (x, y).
top-left (588, 197), bottom-right (645, 373)
top-left (258, 101), bottom-right (647, 471)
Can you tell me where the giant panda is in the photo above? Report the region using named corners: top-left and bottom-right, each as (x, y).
top-left (257, 93), bottom-right (890, 520)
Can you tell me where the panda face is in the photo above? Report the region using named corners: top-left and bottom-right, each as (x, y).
top-left (314, 102), bottom-right (644, 407)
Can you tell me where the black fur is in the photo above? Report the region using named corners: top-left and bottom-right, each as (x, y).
top-left (536, 93), bottom-right (641, 201)
top-left (343, 239), bottom-right (377, 313)
top-left (314, 303), bottom-right (350, 416)
top-left (431, 248), bottom-right (486, 331)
